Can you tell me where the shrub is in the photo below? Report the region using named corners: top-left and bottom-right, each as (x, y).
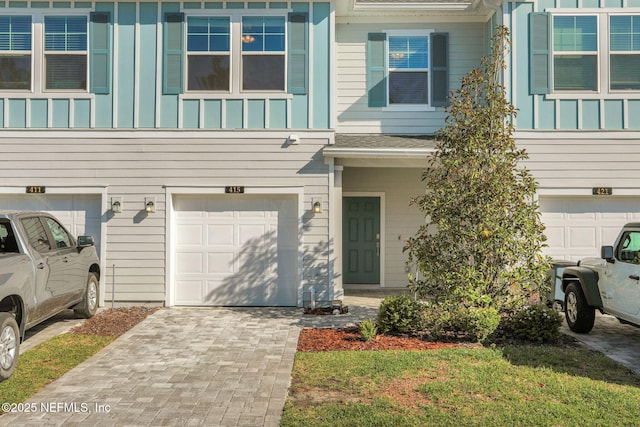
top-left (423, 302), bottom-right (500, 342)
top-left (509, 304), bottom-right (563, 343)
top-left (377, 295), bottom-right (425, 334)
top-left (358, 319), bottom-right (378, 342)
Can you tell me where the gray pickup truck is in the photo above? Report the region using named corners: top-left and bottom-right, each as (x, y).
top-left (561, 223), bottom-right (640, 333)
top-left (0, 211), bottom-right (100, 381)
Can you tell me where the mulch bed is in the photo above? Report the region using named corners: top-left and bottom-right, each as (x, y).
top-left (70, 307), bottom-right (160, 337)
top-left (297, 327), bottom-right (464, 352)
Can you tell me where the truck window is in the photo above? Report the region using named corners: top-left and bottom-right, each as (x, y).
top-left (0, 221), bottom-right (19, 253)
top-left (618, 231), bottom-right (640, 264)
top-left (44, 218), bottom-right (72, 249)
top-left (21, 217), bottom-right (51, 253)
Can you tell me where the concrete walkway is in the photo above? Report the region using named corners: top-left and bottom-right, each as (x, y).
top-left (2, 295), bottom-right (640, 426)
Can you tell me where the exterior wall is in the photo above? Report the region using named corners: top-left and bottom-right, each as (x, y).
top-left (0, 1), bottom-right (332, 130)
top-left (0, 131), bottom-right (332, 303)
top-left (508, 1), bottom-right (640, 131)
top-left (342, 167), bottom-right (425, 288)
top-left (335, 20), bottom-right (485, 135)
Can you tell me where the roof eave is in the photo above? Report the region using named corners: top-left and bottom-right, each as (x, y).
top-left (323, 147), bottom-right (437, 159)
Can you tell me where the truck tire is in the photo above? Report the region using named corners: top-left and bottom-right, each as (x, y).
top-left (75, 273), bottom-right (99, 319)
top-left (564, 282), bottom-right (595, 333)
top-left (0, 312), bottom-right (19, 382)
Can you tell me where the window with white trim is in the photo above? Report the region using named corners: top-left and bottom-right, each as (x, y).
top-left (388, 35), bottom-right (429, 104)
top-left (44, 15), bottom-right (88, 90)
top-left (531, 12), bottom-right (640, 95)
top-left (0, 15), bottom-right (32, 90)
top-left (187, 16), bottom-right (230, 91)
top-left (610, 15), bottom-right (640, 91)
top-left (241, 16), bottom-right (285, 91)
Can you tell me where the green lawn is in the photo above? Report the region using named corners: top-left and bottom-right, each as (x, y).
top-left (282, 345), bottom-right (640, 427)
top-left (0, 334), bottom-right (115, 406)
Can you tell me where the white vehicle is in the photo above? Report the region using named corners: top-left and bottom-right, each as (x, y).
top-left (562, 223), bottom-right (640, 333)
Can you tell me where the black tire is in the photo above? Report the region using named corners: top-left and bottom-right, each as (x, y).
top-left (564, 282), bottom-right (595, 333)
top-left (75, 273), bottom-right (99, 319)
top-left (0, 312), bottom-right (20, 382)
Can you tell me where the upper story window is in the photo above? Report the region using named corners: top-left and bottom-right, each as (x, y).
top-left (0, 15), bottom-right (32, 90)
top-left (530, 12), bottom-right (640, 96)
top-left (44, 16), bottom-right (87, 90)
top-left (388, 35), bottom-right (429, 104)
top-left (366, 30), bottom-right (448, 109)
top-left (610, 15), bottom-right (640, 90)
top-left (552, 15), bottom-right (597, 91)
top-left (166, 12), bottom-right (302, 96)
top-left (241, 16), bottom-right (285, 91)
top-left (187, 16), bottom-right (230, 91)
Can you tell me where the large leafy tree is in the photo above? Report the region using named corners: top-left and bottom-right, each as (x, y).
top-left (404, 26), bottom-right (550, 319)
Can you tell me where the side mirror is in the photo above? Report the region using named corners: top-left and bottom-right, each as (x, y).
top-left (78, 236), bottom-right (95, 247)
top-left (601, 245), bottom-right (614, 262)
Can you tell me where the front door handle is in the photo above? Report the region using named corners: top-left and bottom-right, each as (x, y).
top-left (630, 275), bottom-right (640, 281)
top-left (37, 262), bottom-right (45, 269)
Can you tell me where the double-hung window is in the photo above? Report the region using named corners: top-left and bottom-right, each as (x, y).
top-left (44, 15), bottom-right (87, 90)
top-left (609, 15), bottom-right (640, 91)
top-left (388, 35), bottom-right (429, 104)
top-left (367, 30), bottom-right (448, 108)
top-left (187, 16), bottom-right (230, 91)
top-left (552, 15), bottom-right (598, 91)
top-left (241, 16), bottom-right (285, 91)
top-left (0, 15), bottom-right (32, 90)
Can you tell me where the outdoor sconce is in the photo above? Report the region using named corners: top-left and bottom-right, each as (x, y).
top-left (110, 197), bottom-right (122, 214)
top-left (312, 199), bottom-right (322, 214)
top-left (145, 197), bottom-right (156, 213)
top-left (288, 134), bottom-right (299, 144)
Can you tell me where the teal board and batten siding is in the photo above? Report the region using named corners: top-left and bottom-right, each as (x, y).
top-left (509, 1), bottom-right (640, 130)
top-left (335, 21), bottom-right (485, 135)
top-left (0, 1), bottom-right (331, 130)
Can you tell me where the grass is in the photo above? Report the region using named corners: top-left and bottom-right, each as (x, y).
top-left (282, 345), bottom-right (640, 427)
top-left (0, 334), bottom-right (115, 406)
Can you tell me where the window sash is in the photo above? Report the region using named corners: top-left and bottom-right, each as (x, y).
top-left (0, 15), bottom-right (32, 51)
top-left (44, 16), bottom-right (87, 52)
top-left (389, 71), bottom-right (428, 104)
top-left (0, 55), bottom-right (31, 89)
top-left (242, 55), bottom-right (284, 91)
top-left (386, 33), bottom-right (430, 106)
top-left (187, 54), bottom-right (230, 91)
top-left (45, 53), bottom-right (86, 90)
top-left (553, 54), bottom-right (597, 91)
top-left (187, 16), bottom-right (230, 53)
top-left (241, 16), bottom-right (285, 53)
top-left (388, 36), bottom-right (428, 70)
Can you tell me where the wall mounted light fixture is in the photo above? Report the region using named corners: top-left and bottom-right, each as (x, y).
top-left (312, 198), bottom-right (322, 214)
top-left (145, 197), bottom-right (156, 213)
top-left (110, 197), bottom-right (122, 213)
top-left (288, 134), bottom-right (299, 144)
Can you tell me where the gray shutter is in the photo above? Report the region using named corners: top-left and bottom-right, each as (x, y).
top-left (90, 12), bottom-right (111, 94)
top-left (288, 12), bottom-right (308, 95)
top-left (367, 32), bottom-right (387, 107)
top-left (529, 12), bottom-right (551, 95)
top-left (431, 32), bottom-right (448, 107)
top-left (163, 12), bottom-right (184, 95)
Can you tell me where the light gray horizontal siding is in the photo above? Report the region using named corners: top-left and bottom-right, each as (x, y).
top-left (336, 21), bottom-right (485, 135)
top-left (0, 133), bottom-right (331, 303)
top-left (519, 136), bottom-right (640, 189)
top-left (343, 167), bottom-right (426, 288)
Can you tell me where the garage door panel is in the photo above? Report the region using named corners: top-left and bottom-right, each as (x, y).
top-left (541, 196), bottom-right (640, 260)
top-left (174, 194), bottom-right (298, 306)
top-left (208, 225), bottom-right (233, 246)
top-left (176, 252), bottom-right (204, 274)
top-left (177, 224), bottom-right (203, 245)
top-left (175, 280), bottom-right (203, 305)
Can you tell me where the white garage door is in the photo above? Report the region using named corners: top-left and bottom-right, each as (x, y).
top-left (173, 194), bottom-right (298, 306)
top-left (0, 194), bottom-right (102, 255)
top-left (540, 196), bottom-right (640, 261)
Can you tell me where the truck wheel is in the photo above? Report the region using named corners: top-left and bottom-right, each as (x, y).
top-left (75, 273), bottom-right (99, 319)
top-left (0, 313), bottom-right (19, 382)
top-left (564, 282), bottom-right (595, 333)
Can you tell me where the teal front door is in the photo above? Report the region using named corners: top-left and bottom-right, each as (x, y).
top-left (343, 197), bottom-right (381, 284)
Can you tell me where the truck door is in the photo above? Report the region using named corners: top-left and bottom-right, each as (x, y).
top-left (611, 230), bottom-right (640, 317)
top-left (20, 216), bottom-right (63, 319)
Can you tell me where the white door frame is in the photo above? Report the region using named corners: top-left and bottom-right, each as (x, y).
top-left (165, 186), bottom-right (305, 307)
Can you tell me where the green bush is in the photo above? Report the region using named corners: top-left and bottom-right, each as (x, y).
top-left (377, 295), bottom-right (425, 334)
top-left (509, 304), bottom-right (563, 343)
top-left (358, 319), bottom-right (378, 342)
top-left (423, 303), bottom-right (500, 342)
